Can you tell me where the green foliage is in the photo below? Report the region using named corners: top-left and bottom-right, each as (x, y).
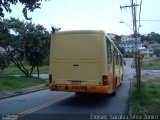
top-left (154, 49), bottom-right (160, 57)
top-left (24, 23), bottom-right (50, 75)
top-left (0, 0), bottom-right (49, 20)
top-left (131, 78), bottom-right (160, 114)
top-left (140, 35), bottom-right (149, 42)
top-left (117, 45), bottom-right (125, 54)
top-left (1, 65), bottom-right (48, 75)
top-left (139, 34), bottom-right (160, 49)
top-left (142, 60), bottom-right (160, 70)
top-left (115, 35), bottom-right (122, 41)
top-left (0, 53), bottom-right (10, 70)
top-left (149, 34), bottom-right (160, 44)
top-left (0, 18), bottom-right (50, 77)
top-left (0, 76), bottom-right (47, 91)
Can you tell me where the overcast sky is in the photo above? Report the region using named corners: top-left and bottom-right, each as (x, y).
top-left (4, 0), bottom-right (160, 35)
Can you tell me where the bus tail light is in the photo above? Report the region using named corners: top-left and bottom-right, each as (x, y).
top-left (49, 74), bottom-right (52, 83)
top-left (102, 75), bottom-right (108, 85)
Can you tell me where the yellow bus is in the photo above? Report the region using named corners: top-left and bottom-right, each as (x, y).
top-left (49, 30), bottom-right (124, 96)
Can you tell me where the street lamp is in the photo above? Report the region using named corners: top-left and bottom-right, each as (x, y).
top-left (119, 21), bottom-right (142, 88)
top-left (119, 21), bottom-right (133, 32)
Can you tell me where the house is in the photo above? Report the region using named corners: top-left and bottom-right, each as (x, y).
top-left (118, 34), bottom-right (143, 53)
top-left (119, 40), bottom-right (143, 52)
top-left (138, 47), bottom-right (153, 57)
top-left (148, 43), bottom-right (160, 50)
top-left (148, 32), bottom-right (159, 38)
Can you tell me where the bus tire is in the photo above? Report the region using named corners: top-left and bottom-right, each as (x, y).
top-left (111, 79), bottom-right (117, 96)
top-left (121, 74), bottom-right (123, 81)
top-left (111, 90), bottom-right (116, 96)
top-left (119, 82), bottom-right (122, 86)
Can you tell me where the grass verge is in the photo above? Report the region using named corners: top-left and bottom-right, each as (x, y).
top-left (131, 76), bottom-right (160, 114)
top-left (0, 66), bottom-right (49, 75)
top-left (0, 76), bottom-right (47, 91)
top-left (142, 59), bottom-right (160, 70)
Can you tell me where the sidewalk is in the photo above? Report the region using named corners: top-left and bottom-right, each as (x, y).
top-left (0, 84), bottom-right (48, 99)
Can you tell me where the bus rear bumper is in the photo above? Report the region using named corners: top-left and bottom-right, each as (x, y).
top-left (49, 84), bottom-right (109, 94)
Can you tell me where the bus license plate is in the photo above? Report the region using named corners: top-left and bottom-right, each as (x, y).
top-left (72, 86), bottom-right (86, 90)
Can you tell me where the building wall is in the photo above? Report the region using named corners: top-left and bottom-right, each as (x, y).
top-left (119, 41), bottom-right (142, 52)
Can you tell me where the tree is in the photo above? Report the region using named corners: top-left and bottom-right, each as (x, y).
top-left (24, 23), bottom-right (50, 77)
top-left (0, 18), bottom-right (50, 77)
top-left (149, 34), bottom-right (160, 44)
top-left (117, 45), bottom-right (125, 54)
top-left (0, 53), bottom-right (10, 70)
top-left (0, 18), bottom-right (30, 76)
top-left (114, 35), bottom-right (122, 45)
top-left (115, 35), bottom-right (122, 41)
top-left (140, 35), bottom-right (149, 42)
top-left (154, 49), bottom-right (160, 57)
top-left (0, 0), bottom-right (49, 20)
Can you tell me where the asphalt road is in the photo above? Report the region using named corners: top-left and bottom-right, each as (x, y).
top-left (0, 58), bottom-right (134, 120)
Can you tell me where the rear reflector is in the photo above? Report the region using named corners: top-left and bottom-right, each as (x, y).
top-left (49, 74), bottom-right (52, 83)
top-left (102, 75), bottom-right (108, 85)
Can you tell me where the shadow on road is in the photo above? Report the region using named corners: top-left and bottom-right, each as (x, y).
top-left (59, 93), bottom-right (113, 108)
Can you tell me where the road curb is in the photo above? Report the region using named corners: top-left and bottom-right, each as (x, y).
top-left (0, 87), bottom-right (48, 100)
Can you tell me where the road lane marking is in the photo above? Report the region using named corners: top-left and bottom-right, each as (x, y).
top-left (18, 93), bottom-right (74, 118)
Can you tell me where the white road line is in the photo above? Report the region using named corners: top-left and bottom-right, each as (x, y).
top-left (19, 93), bottom-right (74, 118)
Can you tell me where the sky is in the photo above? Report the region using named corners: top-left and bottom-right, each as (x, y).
top-left (4, 0), bottom-right (160, 35)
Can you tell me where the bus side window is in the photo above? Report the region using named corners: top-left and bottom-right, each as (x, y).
top-left (120, 56), bottom-right (123, 66)
top-left (117, 52), bottom-right (119, 65)
top-left (114, 48), bottom-right (118, 65)
top-left (114, 48), bottom-right (115, 64)
top-left (106, 38), bottom-right (112, 64)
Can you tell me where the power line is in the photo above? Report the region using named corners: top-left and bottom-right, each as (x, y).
top-left (120, 0), bottom-right (139, 34)
top-left (138, 0), bottom-right (142, 32)
top-left (138, 20), bottom-right (160, 21)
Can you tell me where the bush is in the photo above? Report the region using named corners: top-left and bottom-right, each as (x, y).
top-left (154, 49), bottom-right (160, 57)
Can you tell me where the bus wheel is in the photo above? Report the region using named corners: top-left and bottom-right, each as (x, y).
top-left (119, 82), bottom-right (122, 86)
top-left (111, 90), bottom-right (116, 96)
top-left (111, 79), bottom-right (117, 96)
top-left (121, 74), bottom-right (123, 81)
top-left (119, 79), bottom-right (122, 86)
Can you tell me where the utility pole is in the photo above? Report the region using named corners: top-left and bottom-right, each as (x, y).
top-left (120, 0), bottom-right (141, 88)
